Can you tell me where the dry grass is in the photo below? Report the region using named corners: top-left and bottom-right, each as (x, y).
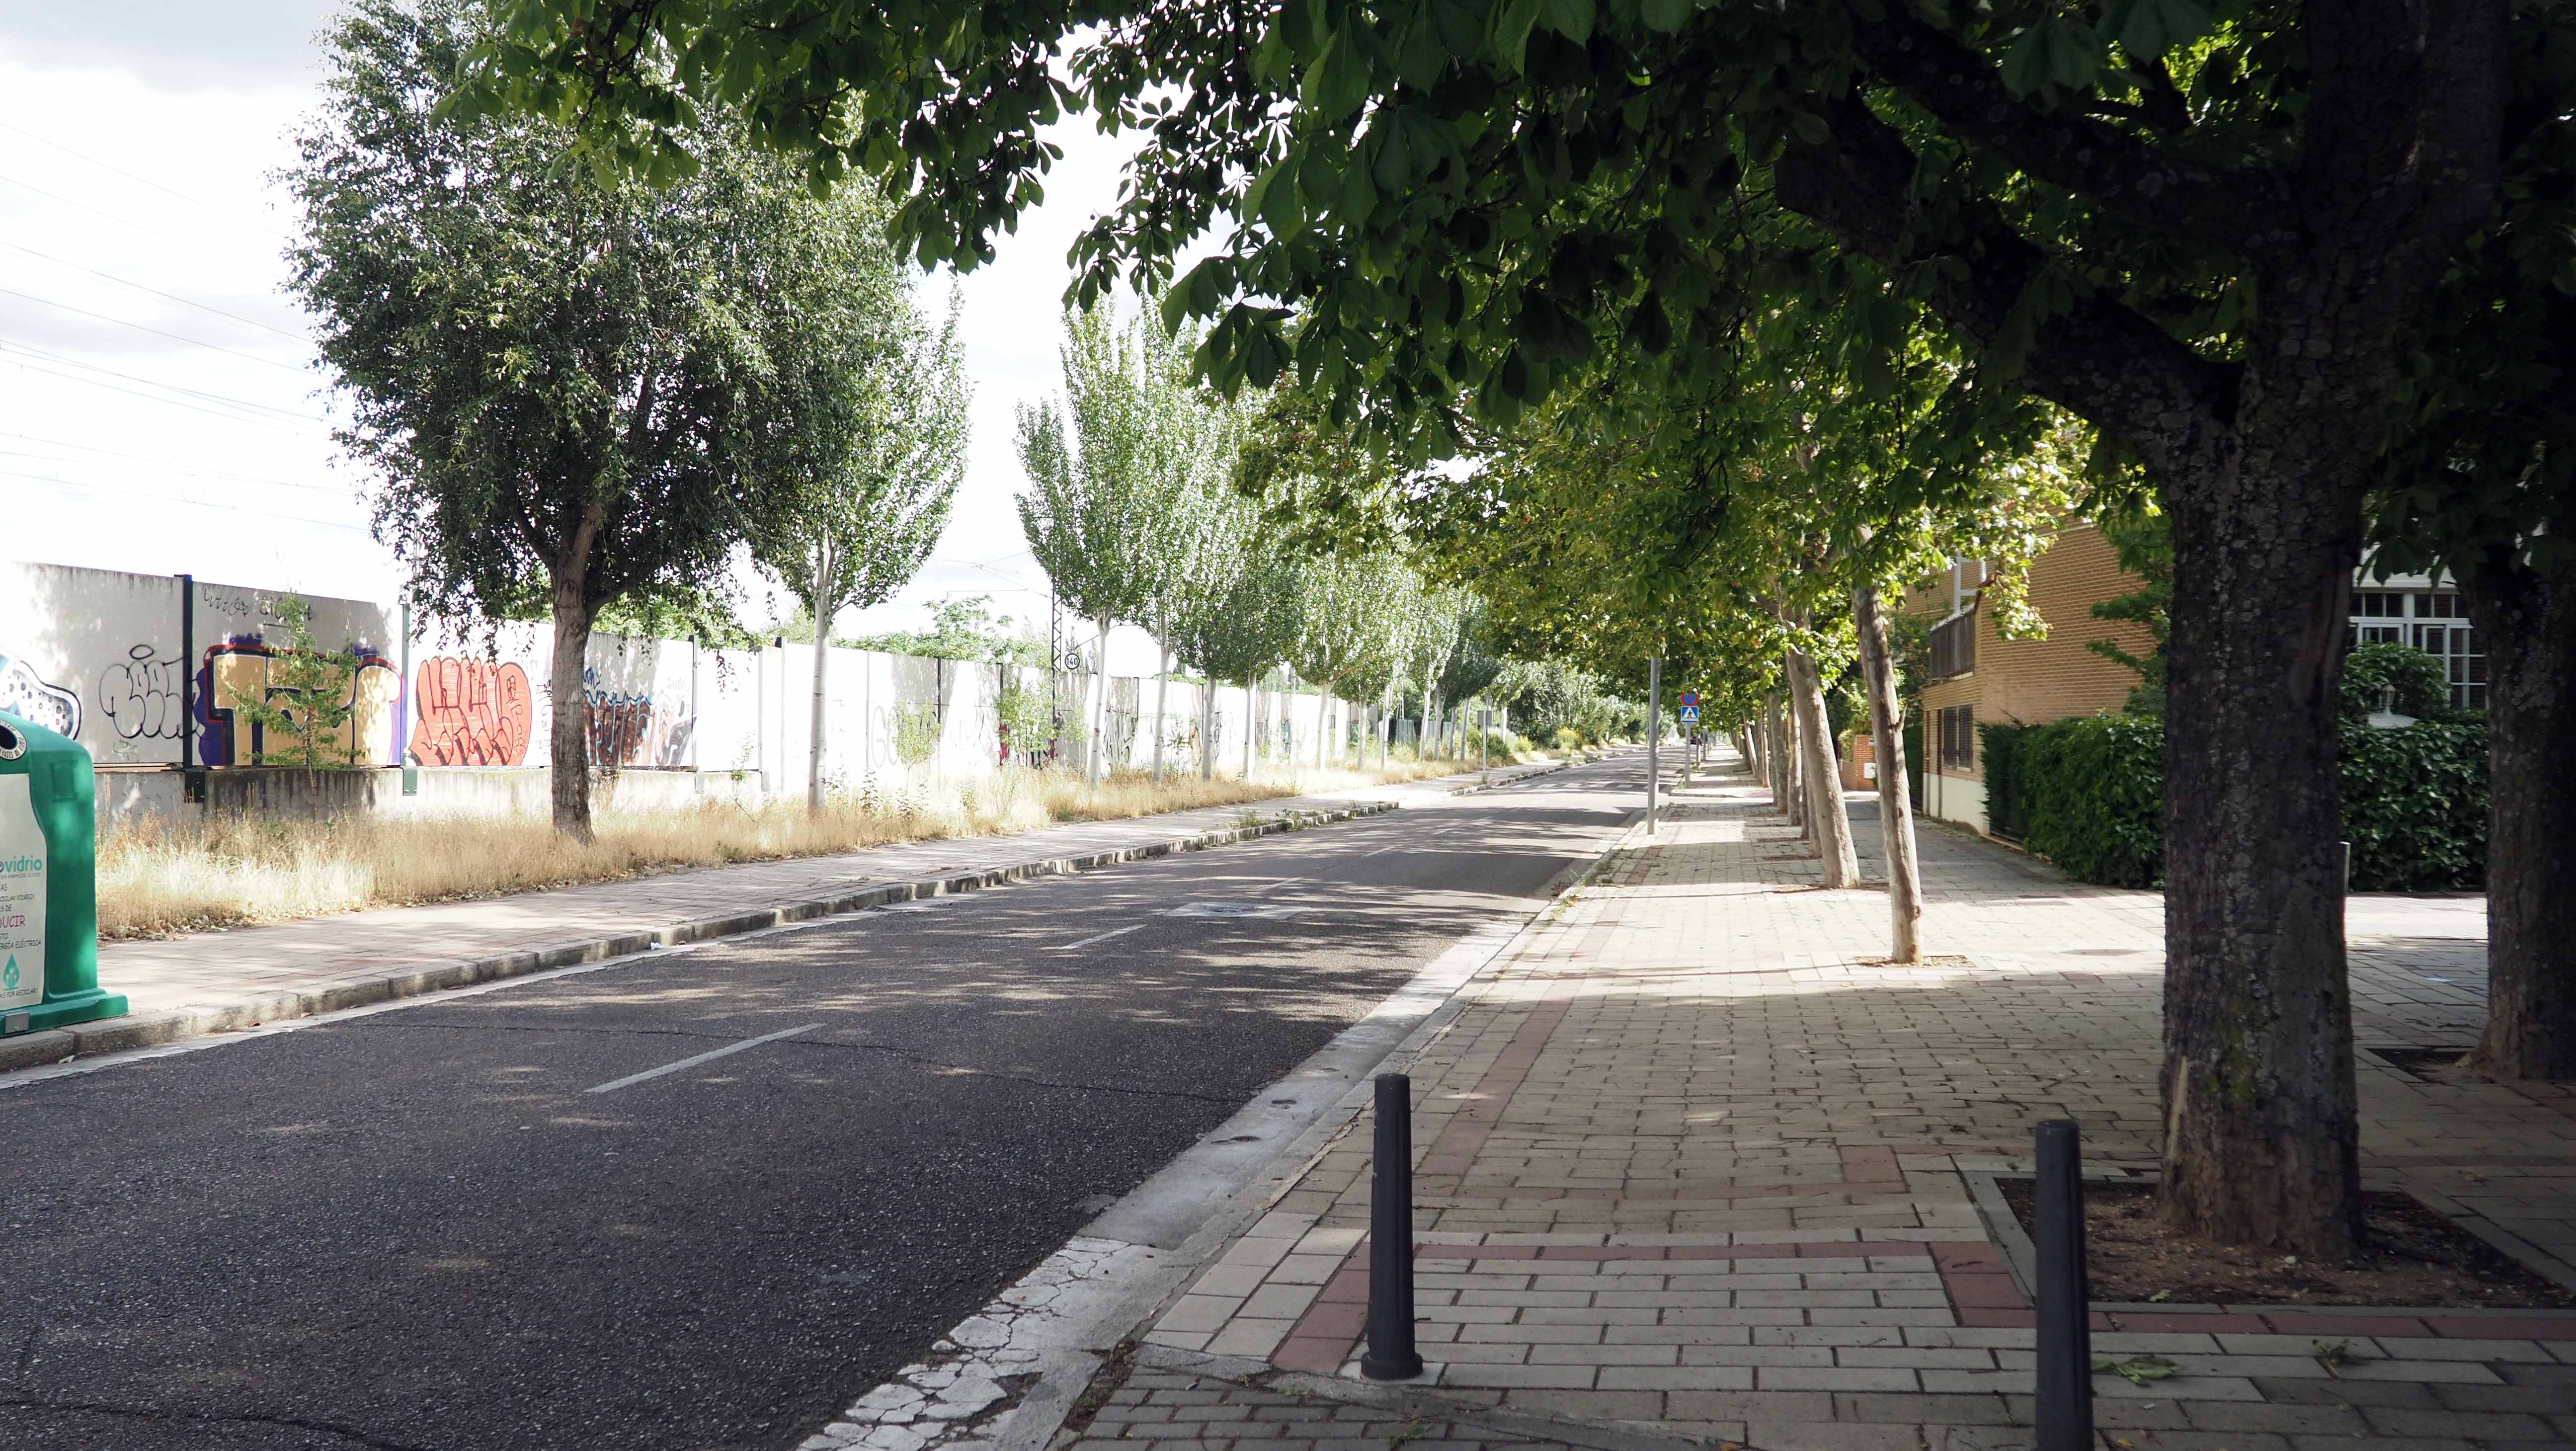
top-left (96, 758), bottom-right (1491, 942)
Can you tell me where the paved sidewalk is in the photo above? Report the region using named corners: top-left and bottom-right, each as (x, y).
top-left (0, 761), bottom-right (1566, 1074)
top-left (1119, 751), bottom-right (2576, 1451)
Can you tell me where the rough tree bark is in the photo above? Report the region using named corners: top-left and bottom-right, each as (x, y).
top-left (1784, 645), bottom-right (1860, 888)
top-left (2463, 560), bottom-right (2576, 1079)
top-left (546, 557), bottom-right (597, 842)
top-left (1855, 585), bottom-right (1923, 964)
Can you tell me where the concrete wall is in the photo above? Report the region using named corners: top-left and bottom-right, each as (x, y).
top-left (6, 560), bottom-right (1376, 830)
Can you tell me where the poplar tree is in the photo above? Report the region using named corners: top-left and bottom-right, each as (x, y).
top-left (750, 265), bottom-right (971, 809)
top-left (1016, 303), bottom-right (1195, 781)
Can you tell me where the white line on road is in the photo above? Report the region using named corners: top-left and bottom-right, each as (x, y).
top-left (1053, 924), bottom-right (1145, 951)
top-left (583, 1023), bottom-right (824, 1094)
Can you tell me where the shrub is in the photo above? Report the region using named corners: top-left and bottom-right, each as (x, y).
top-left (2340, 642), bottom-right (2451, 721)
top-left (2015, 715), bottom-right (2168, 887)
top-left (1979, 723), bottom-right (2031, 841)
top-left (1553, 726), bottom-right (1584, 752)
top-left (893, 701), bottom-right (943, 765)
top-left (2340, 718), bottom-right (2487, 889)
top-left (1999, 711), bottom-right (2488, 890)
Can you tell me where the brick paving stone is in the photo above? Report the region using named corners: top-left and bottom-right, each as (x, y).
top-left (1131, 747), bottom-right (2575, 1451)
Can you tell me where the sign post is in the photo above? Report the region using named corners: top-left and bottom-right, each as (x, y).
top-left (1678, 692), bottom-right (1700, 787)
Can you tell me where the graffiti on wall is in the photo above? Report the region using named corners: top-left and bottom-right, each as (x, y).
top-left (410, 657), bottom-right (534, 766)
top-left (583, 668), bottom-right (692, 768)
top-left (0, 653), bottom-right (81, 738)
top-left (198, 640), bottom-right (402, 767)
top-left (98, 644), bottom-right (188, 741)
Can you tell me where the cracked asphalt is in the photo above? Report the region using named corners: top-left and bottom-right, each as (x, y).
top-left (0, 759), bottom-right (1638, 1451)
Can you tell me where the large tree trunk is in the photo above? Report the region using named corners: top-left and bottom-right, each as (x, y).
top-left (547, 575), bottom-right (596, 842)
top-left (1761, 6), bottom-right (2513, 1261)
top-left (1785, 645), bottom-right (1859, 887)
top-left (1855, 585), bottom-right (1923, 964)
top-left (2462, 561), bottom-right (2576, 1080)
top-left (2158, 450), bottom-right (2367, 1257)
top-left (1088, 614), bottom-right (1113, 784)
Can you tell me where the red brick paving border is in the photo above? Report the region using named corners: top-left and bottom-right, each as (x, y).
top-left (1267, 1231), bottom-right (2576, 1375)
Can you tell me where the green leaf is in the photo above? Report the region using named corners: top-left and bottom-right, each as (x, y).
top-left (2002, 20), bottom-right (2100, 96)
top-left (1639, 0), bottom-right (1691, 32)
top-left (2116, 0), bottom-right (2215, 62)
top-left (1544, 0), bottom-right (1596, 43)
top-left (1490, 0), bottom-right (1546, 72)
top-left (1303, 29), bottom-right (1373, 120)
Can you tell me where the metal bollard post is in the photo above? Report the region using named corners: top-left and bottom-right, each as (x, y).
top-left (1361, 1073), bottom-right (1424, 1380)
top-left (2034, 1120), bottom-right (2093, 1451)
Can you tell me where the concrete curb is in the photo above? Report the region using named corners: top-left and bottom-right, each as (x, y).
top-left (0, 759), bottom-right (1574, 1079)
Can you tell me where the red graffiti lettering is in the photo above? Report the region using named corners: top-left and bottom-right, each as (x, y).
top-left (411, 658), bottom-right (534, 766)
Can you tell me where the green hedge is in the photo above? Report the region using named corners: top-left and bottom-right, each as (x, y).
top-left (1977, 715), bottom-right (2487, 890)
top-left (1979, 723), bottom-right (2031, 842)
top-left (2340, 719), bottom-right (2487, 890)
top-left (2010, 715), bottom-right (2169, 887)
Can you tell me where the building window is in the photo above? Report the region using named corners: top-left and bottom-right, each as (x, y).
top-left (1936, 705), bottom-right (1975, 771)
top-left (1929, 606), bottom-right (1978, 681)
top-left (2347, 584), bottom-right (2485, 710)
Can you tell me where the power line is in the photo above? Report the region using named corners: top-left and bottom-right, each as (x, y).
top-left (0, 468), bottom-right (370, 533)
top-left (0, 171), bottom-right (200, 246)
top-left (0, 119), bottom-right (294, 241)
top-left (0, 285), bottom-right (310, 375)
top-left (0, 433), bottom-right (351, 494)
top-left (0, 238), bottom-right (309, 341)
top-left (0, 335), bottom-right (326, 423)
top-left (0, 343), bottom-right (329, 437)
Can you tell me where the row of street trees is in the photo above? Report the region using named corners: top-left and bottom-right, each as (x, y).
top-left (1017, 301), bottom-right (1492, 779)
top-left (472, 1), bottom-right (2572, 1256)
top-left (290, 0), bottom-right (967, 837)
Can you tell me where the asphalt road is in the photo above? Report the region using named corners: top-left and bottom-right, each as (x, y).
top-left (0, 758), bottom-right (1639, 1451)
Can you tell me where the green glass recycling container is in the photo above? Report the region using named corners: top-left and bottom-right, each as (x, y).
top-left (0, 710), bottom-right (126, 1036)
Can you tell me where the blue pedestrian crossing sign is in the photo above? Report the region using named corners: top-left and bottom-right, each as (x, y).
top-left (1678, 704), bottom-right (1701, 725)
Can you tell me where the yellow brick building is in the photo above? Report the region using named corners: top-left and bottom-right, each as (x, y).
top-left (1902, 523), bottom-right (2156, 836)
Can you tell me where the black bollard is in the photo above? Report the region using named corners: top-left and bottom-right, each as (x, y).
top-left (2033, 1120), bottom-right (2094, 1451)
top-left (1360, 1073), bottom-right (1424, 1380)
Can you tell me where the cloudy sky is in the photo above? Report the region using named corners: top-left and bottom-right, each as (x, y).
top-left (0, 1), bottom-right (1171, 669)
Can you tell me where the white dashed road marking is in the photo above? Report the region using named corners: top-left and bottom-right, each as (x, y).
top-left (583, 1022), bottom-right (824, 1094)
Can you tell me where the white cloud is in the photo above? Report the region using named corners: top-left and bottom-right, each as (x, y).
top-left (0, 17), bottom-right (1208, 678)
